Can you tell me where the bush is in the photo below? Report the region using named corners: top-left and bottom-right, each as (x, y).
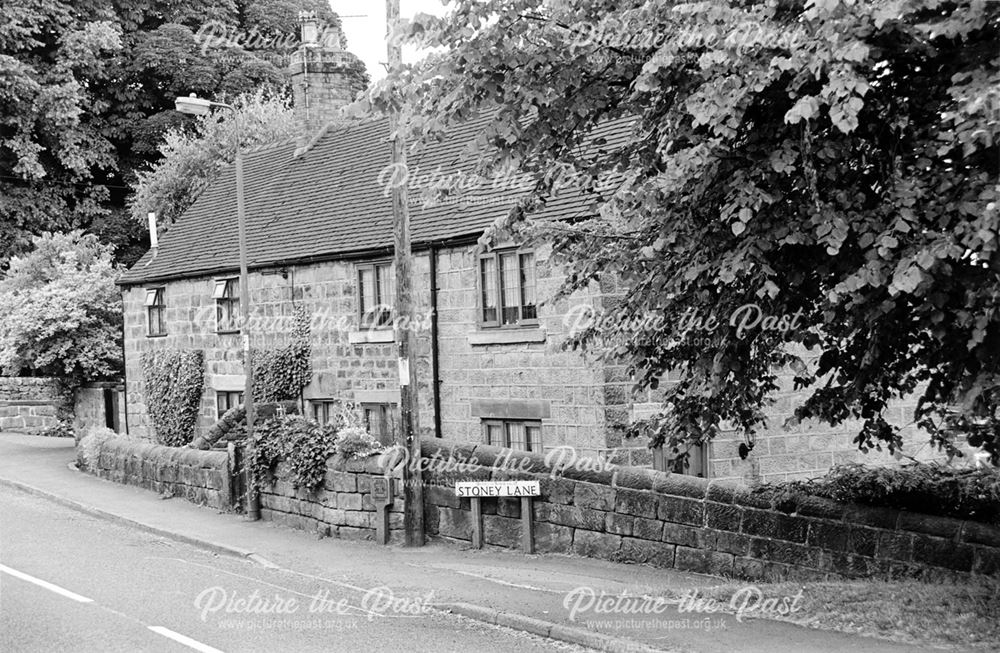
top-left (249, 414), bottom-right (337, 495)
top-left (757, 463), bottom-right (1000, 525)
top-left (335, 425), bottom-right (384, 460)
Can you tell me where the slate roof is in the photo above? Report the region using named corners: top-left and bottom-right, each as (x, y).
top-left (119, 114), bottom-right (629, 286)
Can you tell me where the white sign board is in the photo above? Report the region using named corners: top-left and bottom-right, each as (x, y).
top-left (455, 480), bottom-right (541, 498)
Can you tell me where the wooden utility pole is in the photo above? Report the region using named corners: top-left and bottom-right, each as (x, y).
top-left (387, 0), bottom-right (424, 547)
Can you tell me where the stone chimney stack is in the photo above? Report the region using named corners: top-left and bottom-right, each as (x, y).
top-left (289, 11), bottom-right (366, 143)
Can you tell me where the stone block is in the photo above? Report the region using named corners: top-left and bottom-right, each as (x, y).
top-left (438, 507), bottom-right (473, 540)
top-left (534, 523), bottom-right (574, 554)
top-left (704, 502), bottom-right (742, 531)
top-left (325, 471), bottom-right (357, 493)
top-left (496, 497), bottom-right (522, 519)
top-left (604, 512), bottom-right (632, 536)
top-left (356, 475), bottom-right (373, 493)
top-left (911, 534), bottom-right (974, 572)
top-left (897, 512), bottom-right (963, 539)
top-left (961, 521), bottom-right (1000, 548)
top-left (574, 483), bottom-right (616, 511)
top-left (658, 497), bottom-right (705, 526)
top-left (713, 530), bottom-right (751, 556)
top-left (741, 509), bottom-right (807, 543)
top-left (344, 511), bottom-right (372, 529)
top-left (573, 530), bottom-right (621, 559)
top-left (972, 547), bottom-right (1000, 575)
top-left (661, 522), bottom-right (712, 549)
top-left (337, 493), bottom-right (363, 511)
top-left (538, 477), bottom-right (575, 505)
top-left (425, 484), bottom-right (460, 509)
top-left (484, 514), bottom-right (521, 548)
top-left (748, 538), bottom-right (821, 569)
top-left (632, 517), bottom-right (663, 541)
top-left (614, 488), bottom-right (657, 519)
top-left (806, 519), bottom-right (848, 551)
top-left (844, 506), bottom-right (899, 530)
top-left (674, 546), bottom-right (734, 576)
top-left (614, 538), bottom-right (675, 567)
top-left (338, 526), bottom-right (373, 541)
top-left (650, 473), bottom-right (708, 499)
top-left (845, 527), bottom-right (880, 557)
top-left (875, 531), bottom-right (913, 562)
top-left (535, 503), bottom-right (605, 531)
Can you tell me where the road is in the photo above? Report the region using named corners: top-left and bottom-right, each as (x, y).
top-left (0, 487), bottom-right (590, 653)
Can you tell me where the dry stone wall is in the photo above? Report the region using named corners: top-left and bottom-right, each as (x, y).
top-left (0, 377), bottom-right (71, 433)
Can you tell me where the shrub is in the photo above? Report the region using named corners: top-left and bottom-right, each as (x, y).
top-left (757, 463), bottom-right (1000, 525)
top-left (142, 349), bottom-right (204, 446)
top-left (249, 414), bottom-right (337, 495)
top-left (335, 425), bottom-right (384, 460)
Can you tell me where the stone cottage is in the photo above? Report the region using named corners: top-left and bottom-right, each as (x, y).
top-left (116, 17), bottom-right (932, 484)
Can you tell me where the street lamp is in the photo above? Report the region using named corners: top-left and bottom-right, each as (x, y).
top-left (175, 93), bottom-right (260, 521)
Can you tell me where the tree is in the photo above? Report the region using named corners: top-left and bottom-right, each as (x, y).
top-left (0, 231), bottom-right (122, 384)
top-left (0, 0), bottom-right (353, 268)
top-left (129, 89), bottom-right (298, 227)
top-left (371, 0), bottom-right (1000, 461)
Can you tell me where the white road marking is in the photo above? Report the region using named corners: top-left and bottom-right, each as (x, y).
top-left (148, 626), bottom-right (225, 653)
top-left (0, 563), bottom-right (94, 603)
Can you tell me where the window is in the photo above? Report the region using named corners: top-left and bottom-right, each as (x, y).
top-left (216, 391), bottom-right (243, 418)
top-left (357, 262), bottom-right (393, 329)
top-left (362, 402), bottom-right (397, 446)
top-left (145, 288), bottom-right (166, 336)
top-left (482, 419), bottom-right (542, 452)
top-left (312, 400), bottom-right (397, 446)
top-left (213, 278), bottom-right (240, 333)
top-left (312, 400), bottom-right (337, 425)
top-left (479, 250), bottom-right (537, 328)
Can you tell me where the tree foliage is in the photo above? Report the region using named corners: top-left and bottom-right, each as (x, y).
top-left (372, 0), bottom-right (1000, 461)
top-left (0, 231), bottom-right (122, 383)
top-left (129, 89), bottom-right (298, 227)
top-left (0, 0), bottom-right (349, 267)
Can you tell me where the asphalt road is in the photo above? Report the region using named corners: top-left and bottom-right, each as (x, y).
top-left (0, 487), bottom-right (590, 653)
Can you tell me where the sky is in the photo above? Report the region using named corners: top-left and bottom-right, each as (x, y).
top-left (330, 0), bottom-right (450, 82)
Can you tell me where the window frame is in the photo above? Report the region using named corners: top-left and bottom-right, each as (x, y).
top-left (356, 261), bottom-right (394, 330)
top-left (216, 390), bottom-right (244, 418)
top-left (214, 278), bottom-right (240, 334)
top-left (477, 248), bottom-right (539, 329)
top-left (361, 402), bottom-right (398, 446)
top-left (145, 287), bottom-right (167, 337)
top-left (481, 418), bottom-right (543, 452)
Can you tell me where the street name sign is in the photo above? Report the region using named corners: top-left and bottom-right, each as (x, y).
top-left (454, 480), bottom-right (540, 498)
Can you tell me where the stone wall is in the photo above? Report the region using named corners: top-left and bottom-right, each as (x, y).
top-left (78, 436), bottom-right (233, 510)
top-left (257, 456), bottom-right (406, 542)
top-left (73, 383), bottom-right (126, 435)
top-left (415, 442), bottom-right (1000, 581)
top-left (0, 377), bottom-right (71, 433)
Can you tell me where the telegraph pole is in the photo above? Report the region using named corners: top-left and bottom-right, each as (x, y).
top-left (387, 0), bottom-right (424, 547)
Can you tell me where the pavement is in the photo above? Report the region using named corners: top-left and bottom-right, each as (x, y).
top-left (0, 433), bottom-right (937, 653)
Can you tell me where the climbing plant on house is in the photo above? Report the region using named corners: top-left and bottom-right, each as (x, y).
top-left (252, 306), bottom-right (312, 403)
top-left (142, 349), bottom-right (204, 446)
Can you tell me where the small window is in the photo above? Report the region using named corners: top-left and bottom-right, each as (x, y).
top-left (145, 288), bottom-right (166, 336)
top-left (361, 402), bottom-right (398, 446)
top-left (216, 391), bottom-right (243, 418)
top-left (312, 400), bottom-right (336, 425)
top-left (482, 419), bottom-right (542, 452)
top-left (214, 278), bottom-right (240, 333)
top-left (479, 250), bottom-right (537, 328)
top-left (357, 262), bottom-right (393, 329)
